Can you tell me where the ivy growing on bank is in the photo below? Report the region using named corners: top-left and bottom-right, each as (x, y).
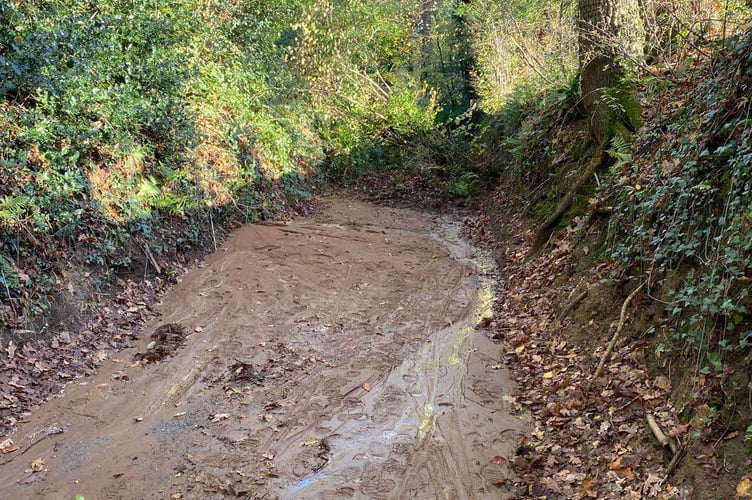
top-left (608, 33), bottom-right (752, 370)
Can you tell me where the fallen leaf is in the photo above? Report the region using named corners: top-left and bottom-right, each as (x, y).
top-left (362, 382), bottom-right (372, 392)
top-left (668, 423), bottom-right (689, 438)
top-left (737, 475), bottom-right (752, 498)
top-left (643, 473), bottom-right (663, 496)
top-left (492, 455), bottom-right (508, 465)
top-left (577, 476), bottom-right (597, 498)
top-left (19, 474), bottom-right (41, 485)
top-left (542, 371), bottom-right (554, 379)
top-left (262, 452), bottom-right (274, 460)
top-left (171, 493), bottom-right (183, 499)
top-left (29, 458), bottom-right (45, 472)
top-left (653, 375), bottom-right (671, 391)
top-left (1, 444), bottom-right (20, 454)
top-left (6, 341), bottom-right (16, 359)
top-left (0, 438), bottom-right (13, 450)
top-left (211, 413), bottom-right (230, 423)
top-left (174, 412), bottom-right (187, 418)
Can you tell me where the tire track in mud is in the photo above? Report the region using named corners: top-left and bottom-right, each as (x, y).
top-left (0, 197), bottom-right (526, 499)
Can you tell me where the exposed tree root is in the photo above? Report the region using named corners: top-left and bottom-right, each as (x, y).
top-left (587, 281), bottom-right (646, 392)
top-left (647, 413), bottom-right (685, 484)
top-left (557, 289), bottom-right (589, 320)
top-left (526, 144), bottom-right (607, 260)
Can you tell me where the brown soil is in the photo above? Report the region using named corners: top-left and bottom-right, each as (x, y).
top-left (0, 197), bottom-right (525, 499)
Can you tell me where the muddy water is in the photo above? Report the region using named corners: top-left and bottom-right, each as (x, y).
top-left (0, 197), bottom-right (526, 499)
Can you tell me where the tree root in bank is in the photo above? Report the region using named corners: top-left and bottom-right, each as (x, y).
top-left (526, 144), bottom-right (607, 260)
top-left (587, 281), bottom-right (646, 392)
top-left (558, 288), bottom-right (589, 321)
top-left (647, 413), bottom-right (685, 483)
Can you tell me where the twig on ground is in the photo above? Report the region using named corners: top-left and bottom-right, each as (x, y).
top-left (527, 144), bottom-right (606, 260)
top-left (143, 244), bottom-right (161, 275)
top-left (209, 210), bottom-right (218, 252)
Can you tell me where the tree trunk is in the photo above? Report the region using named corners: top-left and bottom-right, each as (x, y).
top-left (578, 0), bottom-right (644, 142)
top-left (417, 0), bottom-right (436, 81)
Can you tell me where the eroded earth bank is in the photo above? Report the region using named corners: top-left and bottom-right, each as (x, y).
top-left (0, 197), bottom-right (525, 499)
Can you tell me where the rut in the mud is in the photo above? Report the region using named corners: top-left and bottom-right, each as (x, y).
top-left (0, 198), bottom-right (525, 499)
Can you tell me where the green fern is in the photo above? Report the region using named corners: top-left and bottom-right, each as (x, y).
top-left (607, 134), bottom-right (633, 171)
top-left (0, 196), bottom-right (29, 228)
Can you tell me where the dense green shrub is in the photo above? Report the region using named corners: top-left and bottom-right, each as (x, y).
top-left (0, 0), bottom-right (485, 327)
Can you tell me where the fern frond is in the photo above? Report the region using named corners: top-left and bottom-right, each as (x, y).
top-left (0, 196), bottom-right (30, 228)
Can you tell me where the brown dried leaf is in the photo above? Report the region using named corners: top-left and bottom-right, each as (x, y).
top-left (668, 423), bottom-right (688, 438)
top-left (737, 475), bottom-right (752, 498)
top-left (1, 444), bottom-right (20, 454)
top-left (29, 458), bottom-right (45, 472)
top-left (653, 375), bottom-right (671, 391)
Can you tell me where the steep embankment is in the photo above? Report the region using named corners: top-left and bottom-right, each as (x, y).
top-left (474, 29), bottom-right (752, 499)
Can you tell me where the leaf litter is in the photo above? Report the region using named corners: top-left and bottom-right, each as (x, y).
top-left (0, 274), bottom-right (176, 436)
top-left (468, 189), bottom-right (692, 498)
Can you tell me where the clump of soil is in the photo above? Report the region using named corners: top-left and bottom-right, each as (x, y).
top-left (133, 323), bottom-right (186, 363)
top-left (227, 361), bottom-right (265, 386)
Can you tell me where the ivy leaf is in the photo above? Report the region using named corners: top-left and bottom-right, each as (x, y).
top-left (706, 352), bottom-right (723, 373)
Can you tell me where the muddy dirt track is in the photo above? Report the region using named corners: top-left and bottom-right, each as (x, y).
top-left (0, 197), bottom-right (526, 499)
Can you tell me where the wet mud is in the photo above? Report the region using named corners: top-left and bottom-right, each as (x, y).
top-left (0, 197), bottom-right (526, 499)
